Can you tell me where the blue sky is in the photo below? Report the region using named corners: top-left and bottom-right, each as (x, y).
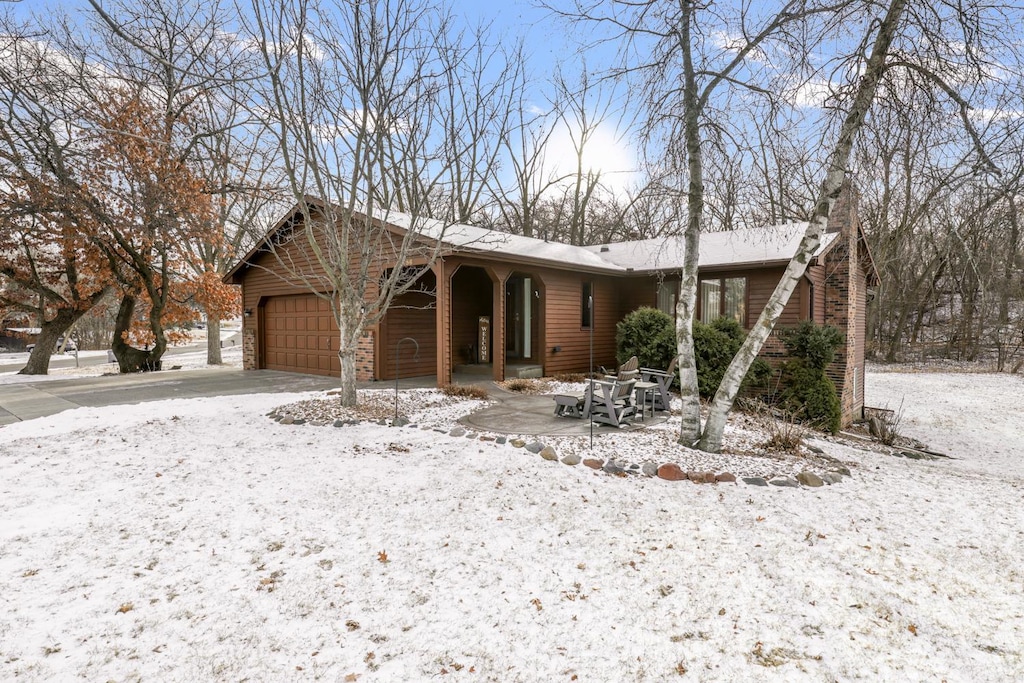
top-left (6, 0), bottom-right (639, 192)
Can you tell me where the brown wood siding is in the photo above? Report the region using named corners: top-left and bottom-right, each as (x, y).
top-left (807, 265), bottom-right (826, 324)
top-left (380, 288), bottom-right (436, 380)
top-left (618, 276), bottom-right (658, 317)
top-left (542, 271), bottom-right (618, 374)
top-left (262, 294), bottom-right (339, 376)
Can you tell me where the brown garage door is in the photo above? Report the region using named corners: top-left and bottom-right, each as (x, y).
top-left (262, 294), bottom-right (339, 377)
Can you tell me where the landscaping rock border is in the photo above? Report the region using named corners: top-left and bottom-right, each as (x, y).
top-left (265, 409), bottom-right (853, 489)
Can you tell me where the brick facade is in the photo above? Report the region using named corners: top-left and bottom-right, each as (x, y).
top-left (821, 184), bottom-right (867, 426)
top-left (356, 330), bottom-right (375, 381)
top-left (243, 327), bottom-right (256, 371)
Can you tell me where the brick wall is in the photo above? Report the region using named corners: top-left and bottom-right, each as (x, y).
top-left (356, 330), bottom-right (375, 381)
top-left (821, 182), bottom-right (865, 426)
top-left (243, 327), bottom-right (256, 370)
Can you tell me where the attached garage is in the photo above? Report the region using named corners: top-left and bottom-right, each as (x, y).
top-left (260, 294), bottom-right (339, 377)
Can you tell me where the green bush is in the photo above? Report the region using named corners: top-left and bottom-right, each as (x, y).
top-left (615, 307), bottom-right (676, 370)
top-left (616, 308), bottom-right (771, 399)
top-left (776, 320), bottom-right (844, 433)
top-left (779, 359), bottom-right (842, 433)
top-left (781, 320), bottom-right (844, 370)
top-left (693, 317), bottom-right (771, 399)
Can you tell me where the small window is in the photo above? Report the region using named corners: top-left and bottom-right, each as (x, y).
top-left (699, 276), bottom-right (747, 326)
top-left (656, 280), bottom-right (677, 316)
top-left (581, 281), bottom-right (593, 328)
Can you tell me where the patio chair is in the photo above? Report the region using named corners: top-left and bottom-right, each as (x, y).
top-left (640, 355), bottom-right (678, 412)
top-left (602, 355), bottom-right (639, 381)
top-left (587, 378), bottom-right (637, 428)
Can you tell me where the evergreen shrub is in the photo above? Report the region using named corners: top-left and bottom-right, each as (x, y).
top-left (778, 320), bottom-right (844, 433)
top-left (615, 308), bottom-right (770, 398)
top-left (615, 307), bottom-right (675, 370)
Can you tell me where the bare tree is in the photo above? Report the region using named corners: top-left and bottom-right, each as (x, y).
top-left (242, 0), bottom-right (512, 405)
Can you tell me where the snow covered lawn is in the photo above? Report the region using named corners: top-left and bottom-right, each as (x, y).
top-left (1, 369), bottom-right (1021, 681)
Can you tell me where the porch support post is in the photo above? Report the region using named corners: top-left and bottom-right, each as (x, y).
top-left (485, 266), bottom-right (511, 382)
top-left (433, 259), bottom-right (451, 386)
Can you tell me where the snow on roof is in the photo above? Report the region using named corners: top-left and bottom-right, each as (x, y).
top-left (385, 211), bottom-right (836, 273)
top-left (585, 222), bottom-right (840, 272)
top-left (380, 211), bottom-right (627, 272)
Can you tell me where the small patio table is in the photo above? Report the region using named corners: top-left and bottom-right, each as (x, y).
top-left (633, 380), bottom-right (658, 421)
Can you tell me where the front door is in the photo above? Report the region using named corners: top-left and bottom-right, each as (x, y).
top-left (505, 275), bottom-right (535, 361)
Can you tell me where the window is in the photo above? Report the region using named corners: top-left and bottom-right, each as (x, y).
top-left (581, 281), bottom-right (593, 328)
top-left (656, 280), bottom-right (677, 316)
top-left (699, 277), bottom-right (746, 326)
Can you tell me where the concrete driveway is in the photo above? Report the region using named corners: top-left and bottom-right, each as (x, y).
top-left (0, 368), bottom-right (346, 426)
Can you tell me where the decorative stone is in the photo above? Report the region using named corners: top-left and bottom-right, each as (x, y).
top-left (822, 472), bottom-right (844, 485)
top-left (797, 471), bottom-right (824, 487)
top-left (641, 461), bottom-right (659, 477)
top-left (807, 444), bottom-right (824, 454)
top-left (525, 441), bottom-right (545, 454)
top-left (769, 477), bottom-right (800, 488)
top-left (333, 419), bottom-right (347, 428)
top-left (699, 471), bottom-right (718, 484)
top-left (510, 438), bottom-right (526, 448)
top-left (583, 458), bottom-right (604, 469)
top-left (602, 460), bottom-right (625, 475)
top-left (539, 446), bottom-right (558, 461)
top-left (449, 427), bottom-right (466, 438)
top-left (743, 477), bottom-right (768, 486)
top-left (561, 453), bottom-right (581, 466)
top-left (686, 471), bottom-right (702, 482)
top-left (495, 436), bottom-right (507, 445)
top-left (835, 466), bottom-right (852, 476)
top-left (280, 416), bottom-right (295, 425)
top-left (466, 432), bottom-right (478, 439)
top-left (715, 472), bottom-right (737, 483)
top-left (479, 435), bottom-right (495, 442)
top-left (657, 463), bottom-right (687, 481)
top-left (392, 417), bottom-right (410, 427)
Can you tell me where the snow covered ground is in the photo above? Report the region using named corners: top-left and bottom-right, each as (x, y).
top-left (0, 368), bottom-right (1021, 681)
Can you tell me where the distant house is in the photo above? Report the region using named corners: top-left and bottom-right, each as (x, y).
top-left (225, 188), bottom-right (876, 426)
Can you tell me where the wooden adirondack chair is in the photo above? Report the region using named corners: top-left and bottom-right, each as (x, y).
top-left (603, 355), bottom-right (639, 381)
top-left (640, 355), bottom-right (678, 412)
top-left (587, 378), bottom-right (637, 428)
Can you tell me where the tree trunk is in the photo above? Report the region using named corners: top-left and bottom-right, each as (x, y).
top-left (334, 299), bottom-right (363, 407)
top-left (206, 315), bottom-right (223, 365)
top-left (675, 0), bottom-right (703, 445)
top-left (699, 0), bottom-right (909, 453)
top-left (111, 294), bottom-right (164, 372)
top-left (19, 316), bottom-right (73, 375)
